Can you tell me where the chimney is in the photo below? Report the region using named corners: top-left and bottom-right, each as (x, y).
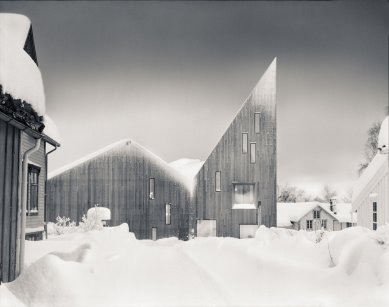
top-left (329, 198), bottom-right (337, 214)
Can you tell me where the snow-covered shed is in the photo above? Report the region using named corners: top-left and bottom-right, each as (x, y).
top-left (0, 13), bottom-right (60, 282)
top-left (277, 202), bottom-right (356, 231)
top-left (47, 139), bottom-right (191, 240)
top-left (352, 116), bottom-right (388, 230)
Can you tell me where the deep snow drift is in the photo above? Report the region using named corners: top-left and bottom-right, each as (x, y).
top-left (0, 225), bottom-right (388, 307)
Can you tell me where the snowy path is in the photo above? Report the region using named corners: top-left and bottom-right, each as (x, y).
top-left (1, 225), bottom-right (388, 307)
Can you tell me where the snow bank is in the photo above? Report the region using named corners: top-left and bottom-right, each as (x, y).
top-left (0, 13), bottom-right (45, 116)
top-left (1, 224), bottom-right (388, 307)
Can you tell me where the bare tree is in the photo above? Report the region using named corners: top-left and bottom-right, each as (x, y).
top-left (277, 184), bottom-right (311, 202)
top-left (358, 122), bottom-right (381, 175)
top-left (322, 185), bottom-right (337, 203)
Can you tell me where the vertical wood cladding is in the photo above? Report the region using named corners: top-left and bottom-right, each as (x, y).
top-left (191, 59), bottom-right (277, 238)
top-left (47, 141), bottom-right (191, 240)
top-left (0, 120), bottom-right (20, 283)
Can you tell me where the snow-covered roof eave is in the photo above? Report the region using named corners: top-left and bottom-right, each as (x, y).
top-left (0, 13), bottom-right (46, 116)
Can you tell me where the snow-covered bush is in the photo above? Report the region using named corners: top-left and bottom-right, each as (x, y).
top-left (79, 205), bottom-right (106, 232)
top-left (54, 216), bottom-right (77, 235)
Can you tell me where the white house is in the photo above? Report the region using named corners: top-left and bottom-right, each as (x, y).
top-left (277, 202), bottom-right (356, 231)
top-left (352, 116), bottom-right (388, 230)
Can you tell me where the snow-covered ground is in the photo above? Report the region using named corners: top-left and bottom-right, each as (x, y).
top-left (1, 225), bottom-right (388, 307)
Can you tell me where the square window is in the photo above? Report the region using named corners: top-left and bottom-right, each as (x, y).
top-left (233, 184), bottom-right (255, 208)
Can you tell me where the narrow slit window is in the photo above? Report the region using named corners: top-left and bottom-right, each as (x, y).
top-left (149, 178), bottom-right (155, 200)
top-left (373, 202), bottom-right (377, 230)
top-left (152, 227), bottom-right (157, 241)
top-left (254, 112), bottom-right (261, 133)
top-left (215, 171), bottom-right (221, 192)
top-left (242, 133), bottom-right (248, 153)
top-left (250, 143), bottom-right (256, 164)
top-left (27, 165), bottom-right (40, 215)
top-left (166, 203), bottom-right (171, 225)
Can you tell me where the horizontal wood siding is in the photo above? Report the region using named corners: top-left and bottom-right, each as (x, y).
top-left (0, 120), bottom-right (20, 282)
top-left (191, 60), bottom-right (276, 238)
top-left (356, 163), bottom-right (388, 229)
top-left (21, 132), bottom-right (46, 232)
top-left (47, 141), bottom-right (190, 240)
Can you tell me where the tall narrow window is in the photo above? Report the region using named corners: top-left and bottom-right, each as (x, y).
top-left (215, 171), bottom-right (221, 192)
top-left (166, 203), bottom-right (171, 225)
top-left (27, 165), bottom-right (40, 215)
top-left (250, 143), bottom-right (256, 163)
top-left (306, 220), bottom-right (313, 230)
top-left (321, 219), bottom-right (327, 229)
top-left (152, 227), bottom-right (157, 241)
top-left (254, 112), bottom-right (261, 133)
top-left (149, 178), bottom-right (155, 200)
top-left (373, 202), bottom-right (377, 230)
top-left (242, 133), bottom-right (248, 153)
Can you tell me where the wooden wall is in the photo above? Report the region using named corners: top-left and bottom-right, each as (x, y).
top-left (21, 132), bottom-right (46, 234)
top-left (47, 141), bottom-right (191, 240)
top-left (190, 59), bottom-right (277, 238)
top-left (0, 120), bottom-right (20, 283)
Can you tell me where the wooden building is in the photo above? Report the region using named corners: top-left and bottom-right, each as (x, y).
top-left (47, 140), bottom-right (191, 240)
top-left (0, 14), bottom-right (60, 283)
top-left (190, 58), bottom-right (277, 238)
top-left (352, 116), bottom-right (388, 230)
top-left (277, 202), bottom-right (356, 231)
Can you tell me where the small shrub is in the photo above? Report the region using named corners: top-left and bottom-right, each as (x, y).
top-left (54, 216), bottom-right (77, 235)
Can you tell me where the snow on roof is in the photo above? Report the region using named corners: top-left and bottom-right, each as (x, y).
top-left (43, 114), bottom-right (61, 143)
top-left (169, 158), bottom-right (204, 180)
top-left (0, 13), bottom-right (45, 115)
top-left (277, 202), bottom-right (344, 227)
top-left (352, 153), bottom-right (388, 204)
top-left (331, 203), bottom-right (357, 223)
top-left (353, 116), bottom-right (388, 205)
top-left (48, 139), bottom-right (192, 190)
top-left (378, 116), bottom-right (388, 154)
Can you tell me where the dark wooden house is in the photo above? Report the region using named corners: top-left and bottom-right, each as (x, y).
top-left (46, 140), bottom-right (191, 240)
top-left (190, 58), bottom-right (277, 238)
top-left (47, 59), bottom-right (277, 241)
top-left (0, 14), bottom-right (60, 283)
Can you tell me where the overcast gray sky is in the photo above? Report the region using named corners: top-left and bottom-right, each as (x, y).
top-left (1, 1), bottom-right (387, 198)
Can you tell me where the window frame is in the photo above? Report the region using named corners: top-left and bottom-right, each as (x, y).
top-left (165, 203), bottom-right (171, 225)
top-left (149, 178), bottom-right (155, 200)
top-left (242, 133), bottom-right (248, 154)
top-left (250, 142), bottom-right (256, 164)
top-left (27, 164), bottom-right (40, 216)
top-left (321, 219), bottom-right (327, 229)
top-left (313, 210), bottom-right (320, 219)
top-left (215, 171), bottom-right (221, 192)
top-left (232, 183), bottom-right (256, 208)
top-left (372, 201), bottom-right (377, 230)
top-left (254, 112), bottom-right (261, 134)
top-left (306, 220), bottom-right (313, 230)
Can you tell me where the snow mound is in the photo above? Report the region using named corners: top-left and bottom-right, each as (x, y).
top-left (0, 13), bottom-right (45, 116)
top-left (87, 206), bottom-right (111, 220)
top-left (169, 158), bottom-right (204, 179)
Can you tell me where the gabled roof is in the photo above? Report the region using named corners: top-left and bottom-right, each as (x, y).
top-left (48, 139), bottom-right (192, 189)
top-left (277, 202), bottom-right (356, 227)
